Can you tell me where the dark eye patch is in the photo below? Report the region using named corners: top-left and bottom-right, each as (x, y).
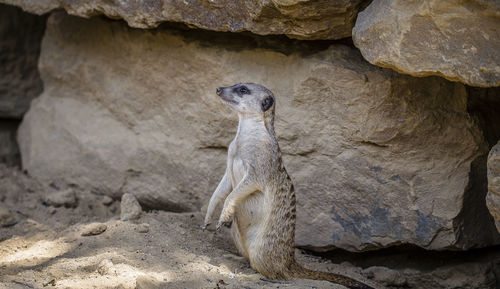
top-left (234, 85), bottom-right (250, 97)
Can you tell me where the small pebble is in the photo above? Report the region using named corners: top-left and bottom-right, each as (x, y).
top-left (97, 259), bottom-right (114, 275)
top-left (101, 196), bottom-right (114, 206)
top-left (81, 223), bottom-right (107, 236)
top-left (43, 189), bottom-right (77, 208)
top-left (120, 193), bottom-right (142, 221)
top-left (136, 223), bottom-right (149, 233)
top-left (0, 207), bottom-right (18, 227)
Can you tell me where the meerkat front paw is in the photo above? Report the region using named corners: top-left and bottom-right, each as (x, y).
top-left (201, 222), bottom-right (210, 231)
top-left (216, 219), bottom-right (233, 231)
top-left (216, 210), bottom-right (233, 231)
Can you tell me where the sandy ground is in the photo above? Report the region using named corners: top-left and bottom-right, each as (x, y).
top-left (0, 164), bottom-right (377, 289)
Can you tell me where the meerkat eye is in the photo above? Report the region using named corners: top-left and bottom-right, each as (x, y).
top-left (238, 86), bottom-right (249, 94)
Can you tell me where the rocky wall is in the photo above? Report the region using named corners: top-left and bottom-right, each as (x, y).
top-left (16, 12), bottom-right (500, 252)
top-left (0, 0), bottom-right (371, 40)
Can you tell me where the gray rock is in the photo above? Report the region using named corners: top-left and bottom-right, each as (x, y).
top-left (0, 0), bottom-right (369, 40)
top-left (80, 222), bottom-right (107, 236)
top-left (101, 195), bottom-right (114, 206)
top-left (0, 3), bottom-right (45, 118)
top-left (43, 189), bottom-right (77, 208)
top-left (353, 0), bottom-right (500, 87)
top-left (487, 142), bottom-right (500, 233)
top-left (17, 13), bottom-right (499, 251)
top-left (121, 193), bottom-right (142, 221)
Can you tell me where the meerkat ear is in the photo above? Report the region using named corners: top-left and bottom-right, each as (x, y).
top-left (261, 96), bottom-right (274, 112)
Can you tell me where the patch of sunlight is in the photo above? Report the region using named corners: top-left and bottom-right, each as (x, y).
top-left (0, 237), bottom-right (73, 267)
top-left (55, 262), bottom-right (170, 289)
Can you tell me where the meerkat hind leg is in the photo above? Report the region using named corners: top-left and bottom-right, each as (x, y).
top-left (231, 192), bottom-right (265, 259)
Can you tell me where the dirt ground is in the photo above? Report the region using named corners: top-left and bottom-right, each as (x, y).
top-left (0, 164), bottom-right (377, 289)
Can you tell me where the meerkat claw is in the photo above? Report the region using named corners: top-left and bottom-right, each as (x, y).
top-left (201, 222), bottom-right (210, 231)
top-left (216, 220), bottom-right (232, 230)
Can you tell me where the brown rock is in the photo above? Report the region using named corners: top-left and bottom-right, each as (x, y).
top-left (0, 0), bottom-right (369, 40)
top-left (353, 0), bottom-right (500, 87)
top-left (487, 142), bottom-right (500, 233)
top-left (17, 13), bottom-right (499, 251)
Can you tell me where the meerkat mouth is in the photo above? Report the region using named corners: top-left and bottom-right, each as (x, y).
top-left (220, 97), bottom-right (238, 105)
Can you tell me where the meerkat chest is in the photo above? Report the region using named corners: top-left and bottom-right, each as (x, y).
top-left (231, 157), bottom-right (245, 186)
top-left (228, 141), bottom-right (246, 186)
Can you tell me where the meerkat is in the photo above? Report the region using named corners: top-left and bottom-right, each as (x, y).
top-left (202, 83), bottom-right (375, 289)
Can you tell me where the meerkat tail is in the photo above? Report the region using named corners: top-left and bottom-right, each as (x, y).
top-left (291, 262), bottom-right (375, 289)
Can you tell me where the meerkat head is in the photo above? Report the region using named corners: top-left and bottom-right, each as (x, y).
top-left (216, 83), bottom-right (275, 117)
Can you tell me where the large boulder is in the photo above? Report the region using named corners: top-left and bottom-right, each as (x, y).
top-left (487, 142), bottom-right (500, 233)
top-left (0, 3), bottom-right (45, 118)
top-left (0, 0), bottom-right (369, 40)
top-left (18, 12), bottom-right (499, 251)
top-left (352, 0), bottom-right (500, 88)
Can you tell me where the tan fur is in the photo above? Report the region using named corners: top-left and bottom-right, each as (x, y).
top-left (203, 83), bottom-right (375, 289)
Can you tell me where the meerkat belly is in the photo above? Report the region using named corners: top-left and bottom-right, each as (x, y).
top-left (230, 157), bottom-right (267, 257)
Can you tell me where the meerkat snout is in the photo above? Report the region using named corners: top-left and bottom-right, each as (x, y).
top-left (216, 83), bottom-right (275, 115)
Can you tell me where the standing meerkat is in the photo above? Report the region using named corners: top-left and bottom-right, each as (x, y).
top-left (202, 83), bottom-right (375, 289)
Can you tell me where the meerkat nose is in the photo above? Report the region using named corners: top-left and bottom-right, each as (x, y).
top-left (216, 87), bottom-right (223, 96)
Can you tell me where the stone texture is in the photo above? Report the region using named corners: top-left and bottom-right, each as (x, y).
top-left (0, 3), bottom-right (45, 118)
top-left (17, 13), bottom-right (500, 251)
top-left (487, 142), bottom-right (500, 233)
top-left (0, 0), bottom-right (368, 40)
top-left (352, 0), bottom-right (500, 87)
top-left (120, 193), bottom-right (142, 221)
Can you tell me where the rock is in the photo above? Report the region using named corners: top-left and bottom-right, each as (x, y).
top-left (0, 4), bottom-right (45, 118)
top-left (0, 207), bottom-right (17, 227)
top-left (43, 189), bottom-right (77, 208)
top-left (362, 266), bottom-right (407, 287)
top-left (352, 0), bottom-right (500, 87)
top-left (136, 223), bottom-right (150, 233)
top-left (101, 195), bottom-right (114, 206)
top-left (487, 142), bottom-right (500, 233)
top-left (121, 193), bottom-right (142, 221)
top-left (80, 222), bottom-right (107, 236)
top-left (97, 258), bottom-right (115, 275)
top-left (0, 0), bottom-right (369, 40)
top-left (17, 12), bottom-right (499, 251)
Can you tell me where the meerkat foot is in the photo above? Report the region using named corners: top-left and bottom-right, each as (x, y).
top-left (201, 222), bottom-right (210, 231)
